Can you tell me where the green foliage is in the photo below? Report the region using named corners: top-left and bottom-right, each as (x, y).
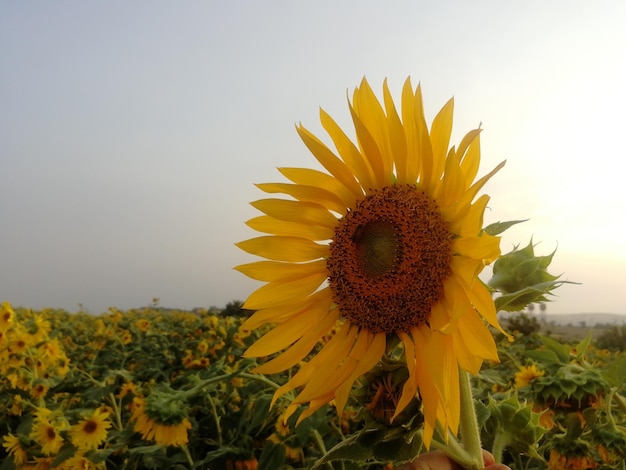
top-left (505, 313), bottom-right (541, 336)
top-left (488, 240), bottom-right (574, 312)
top-left (596, 325), bottom-right (626, 352)
top-left (3, 300), bottom-right (625, 469)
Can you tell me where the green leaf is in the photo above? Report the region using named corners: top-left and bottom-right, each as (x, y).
top-left (574, 333), bottom-right (593, 358)
top-left (258, 440), bottom-right (286, 470)
top-left (602, 352), bottom-right (626, 388)
top-left (524, 348), bottom-right (561, 365)
top-left (540, 335), bottom-right (572, 363)
top-left (483, 219), bottom-right (528, 236)
top-left (494, 281), bottom-right (564, 312)
top-left (311, 430), bottom-right (375, 469)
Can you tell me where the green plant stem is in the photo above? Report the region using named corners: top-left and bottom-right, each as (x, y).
top-left (311, 429), bottom-right (334, 470)
top-left (429, 431), bottom-right (475, 468)
top-left (206, 394), bottom-right (223, 446)
top-left (491, 430), bottom-right (509, 464)
top-left (458, 368), bottom-right (484, 470)
top-left (612, 388), bottom-right (626, 415)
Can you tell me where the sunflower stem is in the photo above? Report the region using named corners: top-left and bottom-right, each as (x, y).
top-left (491, 430), bottom-right (509, 465)
top-left (458, 368), bottom-right (484, 470)
top-left (430, 431), bottom-right (475, 468)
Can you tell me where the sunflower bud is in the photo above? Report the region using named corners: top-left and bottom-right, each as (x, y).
top-left (488, 240), bottom-right (568, 312)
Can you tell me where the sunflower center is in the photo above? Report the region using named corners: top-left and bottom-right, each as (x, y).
top-left (84, 420), bottom-right (98, 434)
top-left (327, 185), bottom-right (452, 334)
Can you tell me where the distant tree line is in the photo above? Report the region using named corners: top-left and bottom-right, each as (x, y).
top-left (596, 325), bottom-right (626, 352)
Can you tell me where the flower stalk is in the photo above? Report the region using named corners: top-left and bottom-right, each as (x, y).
top-left (458, 368), bottom-right (484, 470)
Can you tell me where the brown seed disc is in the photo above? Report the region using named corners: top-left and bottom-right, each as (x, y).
top-left (327, 185), bottom-right (452, 333)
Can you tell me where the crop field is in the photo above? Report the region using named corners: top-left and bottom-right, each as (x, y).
top-left (1, 303), bottom-right (625, 469)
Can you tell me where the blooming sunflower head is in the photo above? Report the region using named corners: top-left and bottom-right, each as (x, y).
top-left (69, 408), bottom-right (112, 450)
top-left (236, 77), bottom-right (506, 447)
top-left (515, 363), bottom-right (545, 388)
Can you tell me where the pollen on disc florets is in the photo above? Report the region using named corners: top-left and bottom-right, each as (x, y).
top-left (327, 185), bottom-right (453, 334)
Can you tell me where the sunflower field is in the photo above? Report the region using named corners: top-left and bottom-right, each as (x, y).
top-left (1, 300), bottom-right (625, 470)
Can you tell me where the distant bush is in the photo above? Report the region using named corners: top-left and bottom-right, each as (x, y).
top-left (595, 324), bottom-right (626, 351)
top-left (504, 313), bottom-right (541, 336)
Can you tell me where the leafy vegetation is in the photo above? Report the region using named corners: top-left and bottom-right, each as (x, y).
top-left (1, 301), bottom-right (625, 469)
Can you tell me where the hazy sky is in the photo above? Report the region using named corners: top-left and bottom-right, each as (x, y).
top-left (2, 1), bottom-right (625, 315)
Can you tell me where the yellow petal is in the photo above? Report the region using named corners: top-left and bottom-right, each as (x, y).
top-left (246, 216), bottom-right (333, 240)
top-left (254, 306), bottom-right (339, 374)
top-left (250, 199), bottom-right (338, 228)
top-left (413, 84), bottom-right (435, 191)
top-left (295, 324), bottom-right (359, 403)
top-left (271, 324), bottom-right (353, 407)
top-left (243, 272), bottom-right (327, 310)
top-left (382, 78), bottom-right (408, 184)
top-left (453, 234), bottom-right (501, 261)
top-left (455, 311), bottom-right (499, 368)
top-left (295, 124), bottom-right (364, 198)
top-left (351, 78), bottom-right (393, 186)
top-left (449, 256), bottom-right (482, 290)
top-left (448, 194), bottom-right (490, 237)
top-left (465, 280), bottom-right (501, 329)
top-left (401, 78), bottom-right (421, 184)
top-left (456, 128), bottom-right (482, 184)
top-left (394, 332), bottom-right (419, 417)
top-left (236, 236), bottom-right (328, 262)
top-left (234, 259), bottom-right (327, 282)
top-left (241, 288), bottom-right (331, 330)
top-left (256, 182), bottom-right (348, 215)
top-left (245, 308), bottom-right (313, 356)
top-left (429, 97), bottom-right (454, 182)
top-left (435, 148), bottom-right (467, 209)
top-left (320, 108), bottom-right (376, 191)
top-left (279, 167), bottom-right (357, 209)
top-left (334, 329), bottom-right (386, 415)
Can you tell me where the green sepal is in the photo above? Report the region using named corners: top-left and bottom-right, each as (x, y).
top-left (489, 239), bottom-right (577, 312)
top-left (483, 219), bottom-right (528, 236)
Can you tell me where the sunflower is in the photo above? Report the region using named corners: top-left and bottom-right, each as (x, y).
top-left (68, 408), bottom-right (112, 450)
top-left (30, 413), bottom-right (65, 455)
top-left (236, 77), bottom-right (505, 446)
top-left (0, 301), bottom-right (15, 332)
top-left (515, 364), bottom-right (545, 388)
top-left (131, 397), bottom-right (192, 447)
top-left (2, 433), bottom-right (28, 465)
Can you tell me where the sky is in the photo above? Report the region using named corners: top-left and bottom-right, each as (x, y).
top-left (2, 1), bottom-right (625, 315)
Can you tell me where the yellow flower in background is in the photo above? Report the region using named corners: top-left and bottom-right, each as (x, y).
top-left (134, 318), bottom-right (151, 332)
top-left (68, 408), bottom-right (112, 450)
top-left (0, 301), bottom-right (15, 331)
top-left (2, 433), bottom-right (28, 465)
top-left (515, 364), bottom-right (545, 388)
top-left (236, 77), bottom-right (506, 446)
top-left (131, 397), bottom-right (192, 447)
top-left (30, 413), bottom-right (65, 455)
top-left (57, 452), bottom-right (106, 470)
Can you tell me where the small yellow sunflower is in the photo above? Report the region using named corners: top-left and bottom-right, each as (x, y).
top-left (56, 452), bottom-right (106, 470)
top-left (30, 414), bottom-right (65, 455)
top-left (2, 433), bottom-right (28, 465)
top-left (515, 364), bottom-right (545, 388)
top-left (68, 408), bottom-right (112, 450)
top-left (0, 301), bottom-right (15, 332)
top-left (236, 77), bottom-right (506, 446)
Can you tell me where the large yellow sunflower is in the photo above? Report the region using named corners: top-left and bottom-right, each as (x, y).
top-left (236, 77), bottom-right (505, 446)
